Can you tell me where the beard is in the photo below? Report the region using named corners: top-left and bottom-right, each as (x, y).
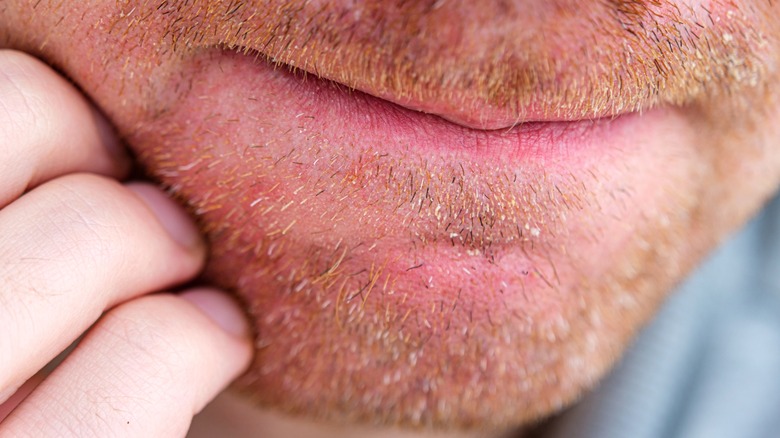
top-left (2, 0), bottom-right (780, 431)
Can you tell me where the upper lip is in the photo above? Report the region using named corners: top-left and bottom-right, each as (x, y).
top-left (239, 47), bottom-right (614, 131)
top-left (182, 1), bottom-right (752, 131)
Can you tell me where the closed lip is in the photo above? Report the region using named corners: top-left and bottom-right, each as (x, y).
top-left (236, 47), bottom-right (640, 131)
top-left (158, 0), bottom-right (754, 132)
top-left (220, 48), bottom-right (633, 164)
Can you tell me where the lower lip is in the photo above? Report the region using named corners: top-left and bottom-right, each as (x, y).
top-left (131, 48), bottom-right (688, 426)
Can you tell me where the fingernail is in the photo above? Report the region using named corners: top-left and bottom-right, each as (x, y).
top-left (91, 106), bottom-right (131, 168)
top-left (128, 184), bottom-right (202, 250)
top-left (181, 288), bottom-right (252, 339)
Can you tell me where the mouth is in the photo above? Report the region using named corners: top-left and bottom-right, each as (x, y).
top-left (230, 47), bottom-right (639, 163)
top-left (203, 0), bottom-right (766, 133)
top-left (240, 47), bottom-right (626, 131)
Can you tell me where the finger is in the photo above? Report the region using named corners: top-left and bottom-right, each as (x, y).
top-left (0, 290), bottom-right (252, 437)
top-left (0, 174), bottom-right (204, 399)
top-left (0, 372), bottom-right (43, 422)
top-left (0, 343), bottom-right (76, 421)
top-left (0, 50), bottom-right (130, 207)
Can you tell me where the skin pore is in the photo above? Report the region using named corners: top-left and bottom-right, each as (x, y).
top-left (2, 0), bottom-right (780, 434)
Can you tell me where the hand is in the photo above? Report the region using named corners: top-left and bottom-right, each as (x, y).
top-left (0, 50), bottom-right (252, 436)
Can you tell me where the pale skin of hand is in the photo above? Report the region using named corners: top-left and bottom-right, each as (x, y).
top-left (0, 49), bottom-right (253, 436)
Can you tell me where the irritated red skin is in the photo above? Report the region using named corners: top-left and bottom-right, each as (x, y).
top-left (2, 0), bottom-right (780, 432)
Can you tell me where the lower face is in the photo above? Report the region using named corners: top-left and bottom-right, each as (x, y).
top-left (3, 0), bottom-right (780, 432)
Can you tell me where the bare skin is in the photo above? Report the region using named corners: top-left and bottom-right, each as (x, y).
top-left (1, 1), bottom-right (780, 437)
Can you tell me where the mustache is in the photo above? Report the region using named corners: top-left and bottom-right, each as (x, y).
top-left (140, 0), bottom-right (773, 122)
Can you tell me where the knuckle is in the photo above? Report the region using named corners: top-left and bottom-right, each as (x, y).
top-left (0, 174), bottom-right (132, 295)
top-left (30, 175), bottom-right (126, 262)
top-left (87, 297), bottom-right (208, 425)
top-left (99, 296), bottom-right (204, 387)
top-left (0, 51), bottom-right (59, 144)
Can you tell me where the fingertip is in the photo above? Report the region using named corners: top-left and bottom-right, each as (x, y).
top-left (89, 104), bottom-right (132, 178)
top-left (127, 183), bottom-right (204, 253)
top-left (180, 288), bottom-right (253, 341)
